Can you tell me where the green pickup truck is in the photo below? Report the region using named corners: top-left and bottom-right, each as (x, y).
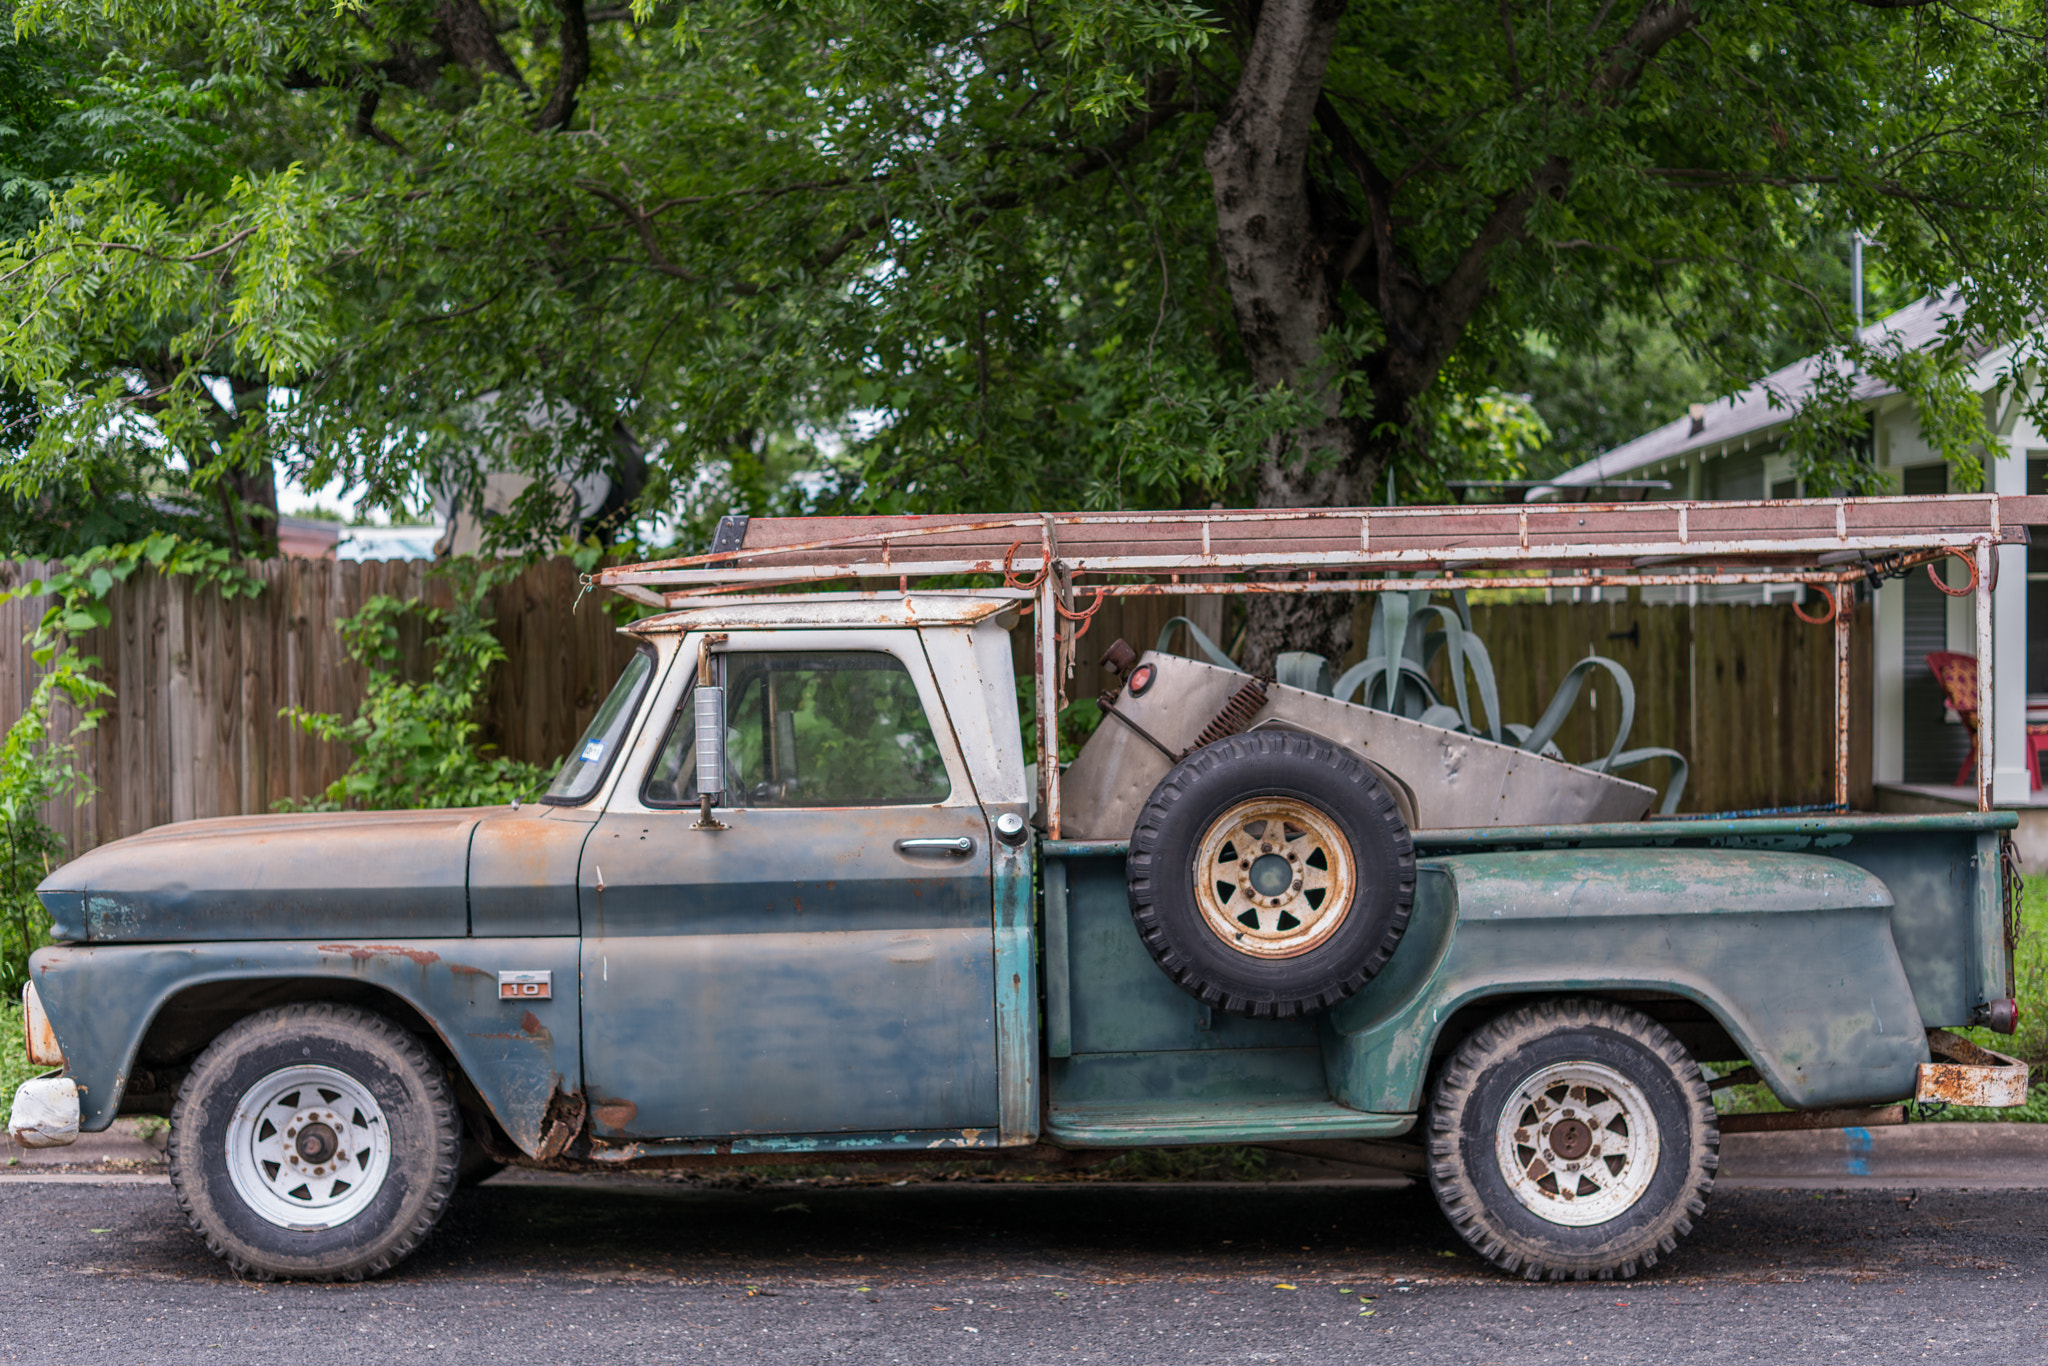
top-left (9, 499), bottom-right (2033, 1284)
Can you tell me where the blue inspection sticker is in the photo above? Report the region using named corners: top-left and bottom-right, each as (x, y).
top-left (580, 740), bottom-right (605, 763)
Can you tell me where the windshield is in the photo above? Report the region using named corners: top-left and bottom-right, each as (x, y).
top-left (541, 646), bottom-right (656, 805)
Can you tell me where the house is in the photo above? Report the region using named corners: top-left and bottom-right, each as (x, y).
top-left (1542, 292), bottom-right (2048, 815)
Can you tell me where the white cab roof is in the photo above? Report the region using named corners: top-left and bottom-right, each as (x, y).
top-left (629, 592), bottom-right (1021, 635)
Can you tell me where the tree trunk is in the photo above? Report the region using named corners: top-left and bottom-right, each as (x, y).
top-left (1205, 0), bottom-right (1378, 673)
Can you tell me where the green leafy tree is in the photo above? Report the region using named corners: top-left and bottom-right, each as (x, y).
top-left (3, 0), bottom-right (2046, 665)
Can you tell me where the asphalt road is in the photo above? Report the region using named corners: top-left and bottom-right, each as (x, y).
top-left (1, 1172), bottom-right (2045, 1364)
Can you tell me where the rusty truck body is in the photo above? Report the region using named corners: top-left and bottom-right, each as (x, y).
top-left (9, 495), bottom-right (2037, 1283)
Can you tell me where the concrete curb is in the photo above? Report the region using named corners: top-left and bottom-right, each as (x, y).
top-left (1717, 1120), bottom-right (2048, 1187)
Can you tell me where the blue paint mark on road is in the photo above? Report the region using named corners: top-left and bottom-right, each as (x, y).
top-left (1844, 1127), bottom-right (1873, 1176)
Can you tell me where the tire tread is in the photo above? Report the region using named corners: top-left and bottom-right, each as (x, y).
top-left (168, 1002), bottom-right (462, 1282)
top-left (1425, 998), bottom-right (1718, 1282)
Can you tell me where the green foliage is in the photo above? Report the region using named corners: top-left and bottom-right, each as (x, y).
top-left (1398, 389), bottom-right (1550, 503)
top-left (2, 0), bottom-right (2046, 535)
top-left (283, 563), bottom-right (555, 811)
top-left (1018, 679), bottom-right (1103, 767)
top-left (0, 999), bottom-right (55, 1097)
top-left (1504, 317), bottom-right (1722, 478)
top-left (0, 668), bottom-right (75, 997)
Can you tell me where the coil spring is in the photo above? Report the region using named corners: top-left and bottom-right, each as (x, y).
top-left (1188, 677), bottom-right (1269, 752)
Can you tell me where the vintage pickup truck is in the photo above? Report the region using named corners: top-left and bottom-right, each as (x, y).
top-left (8, 498), bottom-right (2036, 1283)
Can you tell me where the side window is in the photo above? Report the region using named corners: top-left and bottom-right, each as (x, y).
top-left (643, 651), bottom-right (952, 808)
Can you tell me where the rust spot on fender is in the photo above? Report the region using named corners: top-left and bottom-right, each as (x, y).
top-left (318, 944), bottom-right (441, 966)
top-left (446, 962), bottom-right (490, 978)
top-left (591, 1095), bottom-right (638, 1130)
top-left (520, 1010), bottom-right (553, 1044)
top-left (534, 1085), bottom-right (587, 1162)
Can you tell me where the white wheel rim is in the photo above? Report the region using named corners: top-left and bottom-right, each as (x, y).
top-left (1191, 797), bottom-right (1356, 959)
top-left (1493, 1060), bottom-right (1661, 1228)
top-left (225, 1064), bottom-right (393, 1231)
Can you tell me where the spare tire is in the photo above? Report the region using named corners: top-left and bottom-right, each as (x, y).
top-left (1127, 730), bottom-right (1415, 1019)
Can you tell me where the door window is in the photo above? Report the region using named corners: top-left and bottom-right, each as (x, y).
top-left (644, 650), bottom-right (951, 807)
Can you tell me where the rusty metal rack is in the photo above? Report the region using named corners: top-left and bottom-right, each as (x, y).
top-left (592, 495), bottom-right (2048, 832)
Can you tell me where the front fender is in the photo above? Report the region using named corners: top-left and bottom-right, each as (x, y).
top-left (1325, 849), bottom-right (1931, 1112)
top-left (29, 939), bottom-right (580, 1157)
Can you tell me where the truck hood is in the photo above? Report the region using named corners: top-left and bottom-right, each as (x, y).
top-left (37, 808), bottom-right (494, 942)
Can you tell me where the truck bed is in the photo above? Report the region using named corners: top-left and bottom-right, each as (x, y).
top-left (1038, 811), bottom-right (2014, 1146)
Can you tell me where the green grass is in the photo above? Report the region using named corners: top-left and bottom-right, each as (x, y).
top-left (0, 999), bottom-right (54, 1101)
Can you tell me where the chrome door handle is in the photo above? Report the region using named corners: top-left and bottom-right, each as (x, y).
top-left (895, 837), bottom-right (976, 856)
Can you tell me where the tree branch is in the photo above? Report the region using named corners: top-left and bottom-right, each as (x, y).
top-left (434, 0), bottom-right (531, 94)
top-left (354, 87), bottom-right (407, 152)
top-left (535, 0), bottom-right (591, 131)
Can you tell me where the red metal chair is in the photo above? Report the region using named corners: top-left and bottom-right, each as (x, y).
top-left (1925, 651), bottom-right (2048, 790)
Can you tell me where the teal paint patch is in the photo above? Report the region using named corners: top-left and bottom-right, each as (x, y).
top-left (1046, 1097), bottom-right (1412, 1147)
top-left (992, 840), bottom-right (1040, 1144)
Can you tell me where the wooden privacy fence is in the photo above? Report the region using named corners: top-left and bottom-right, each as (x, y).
top-left (0, 565), bottom-right (1871, 860)
top-left (0, 557), bottom-right (639, 860)
top-left (1055, 593), bottom-right (1873, 816)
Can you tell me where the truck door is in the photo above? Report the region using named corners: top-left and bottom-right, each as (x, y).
top-left (577, 631), bottom-right (999, 1142)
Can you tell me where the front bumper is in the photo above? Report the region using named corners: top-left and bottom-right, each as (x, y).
top-left (1916, 1029), bottom-right (2030, 1107)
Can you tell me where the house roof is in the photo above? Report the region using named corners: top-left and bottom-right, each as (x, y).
top-left (1545, 292), bottom-right (1975, 490)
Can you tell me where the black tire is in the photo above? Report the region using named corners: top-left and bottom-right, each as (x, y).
top-left (1127, 730), bottom-right (1415, 1019)
top-left (1426, 999), bottom-right (1719, 1281)
top-left (168, 1003), bottom-right (462, 1281)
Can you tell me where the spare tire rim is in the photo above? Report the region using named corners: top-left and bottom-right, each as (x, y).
top-left (1493, 1060), bottom-right (1662, 1228)
top-left (226, 1064), bottom-right (393, 1231)
top-left (1192, 797), bottom-right (1356, 959)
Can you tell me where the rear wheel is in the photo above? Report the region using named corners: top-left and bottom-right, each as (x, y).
top-left (168, 1003), bottom-right (461, 1281)
top-left (1426, 999), bottom-right (1718, 1280)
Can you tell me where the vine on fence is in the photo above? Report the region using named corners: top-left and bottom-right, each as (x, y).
top-left (0, 534), bottom-right (262, 992)
top-left (283, 560), bottom-right (557, 811)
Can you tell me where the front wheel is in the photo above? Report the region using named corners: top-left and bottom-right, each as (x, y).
top-left (168, 1003), bottom-right (461, 1281)
top-left (1426, 999), bottom-right (1718, 1281)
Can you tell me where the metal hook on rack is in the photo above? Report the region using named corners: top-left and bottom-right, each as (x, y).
top-left (1053, 583), bottom-right (1109, 639)
top-left (1002, 541), bottom-right (1049, 591)
top-left (1928, 549), bottom-right (1991, 597)
top-left (1792, 586), bottom-right (1841, 625)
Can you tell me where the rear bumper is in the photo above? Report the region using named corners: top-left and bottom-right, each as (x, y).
top-left (1916, 1029), bottom-right (2030, 1107)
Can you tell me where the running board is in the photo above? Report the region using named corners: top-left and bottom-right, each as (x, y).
top-left (1045, 1099), bottom-right (1413, 1148)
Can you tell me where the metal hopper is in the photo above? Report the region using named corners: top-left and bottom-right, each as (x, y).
top-left (1059, 651), bottom-right (1656, 840)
